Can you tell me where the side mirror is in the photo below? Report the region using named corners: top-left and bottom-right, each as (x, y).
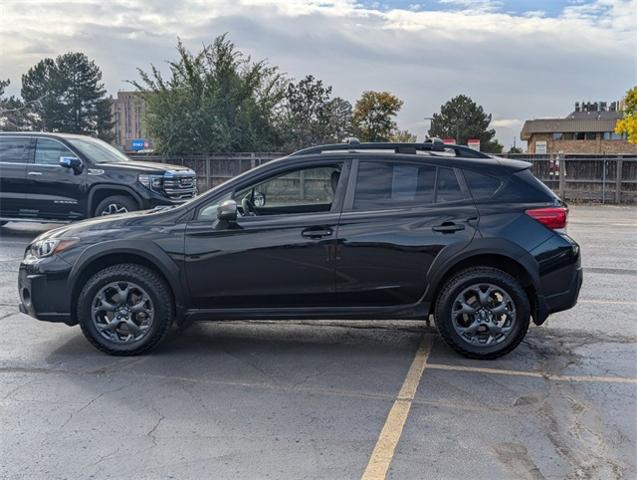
top-left (59, 156), bottom-right (83, 173)
top-left (217, 199), bottom-right (238, 222)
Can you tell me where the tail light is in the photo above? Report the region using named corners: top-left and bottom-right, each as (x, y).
top-left (525, 207), bottom-right (568, 230)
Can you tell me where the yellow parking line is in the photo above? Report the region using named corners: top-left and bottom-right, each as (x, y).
top-left (427, 363), bottom-right (637, 384)
top-left (361, 336), bottom-right (433, 480)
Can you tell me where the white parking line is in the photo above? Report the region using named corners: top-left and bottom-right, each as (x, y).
top-left (578, 299), bottom-right (637, 306)
top-left (361, 336), bottom-right (433, 480)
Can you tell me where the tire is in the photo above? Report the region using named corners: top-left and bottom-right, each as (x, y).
top-left (434, 267), bottom-right (530, 360)
top-left (77, 264), bottom-right (173, 355)
top-left (94, 195), bottom-right (138, 217)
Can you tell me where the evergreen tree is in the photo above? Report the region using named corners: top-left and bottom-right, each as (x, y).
top-left (0, 79), bottom-right (31, 131)
top-left (21, 53), bottom-right (113, 140)
top-left (428, 94), bottom-right (500, 152)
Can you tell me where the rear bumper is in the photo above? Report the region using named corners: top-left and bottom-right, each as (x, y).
top-left (532, 234), bottom-right (583, 325)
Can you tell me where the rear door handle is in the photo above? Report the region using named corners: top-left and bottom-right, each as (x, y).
top-left (432, 222), bottom-right (465, 233)
top-left (301, 227), bottom-right (333, 239)
top-left (27, 171), bottom-right (43, 176)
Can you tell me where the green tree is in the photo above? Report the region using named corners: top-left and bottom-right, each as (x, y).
top-left (508, 146), bottom-right (523, 154)
top-left (133, 35), bottom-right (286, 155)
top-left (21, 53), bottom-right (113, 140)
top-left (352, 91), bottom-right (404, 142)
top-left (390, 129), bottom-right (417, 142)
top-left (278, 75), bottom-right (352, 150)
top-left (428, 94), bottom-right (500, 152)
top-left (615, 86), bottom-right (637, 144)
top-left (0, 79), bottom-right (31, 131)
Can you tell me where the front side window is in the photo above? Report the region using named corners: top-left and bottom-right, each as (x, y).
top-left (0, 137), bottom-right (31, 163)
top-left (197, 164), bottom-right (342, 220)
top-left (35, 138), bottom-right (74, 165)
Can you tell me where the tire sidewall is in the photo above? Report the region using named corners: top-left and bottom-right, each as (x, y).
top-left (94, 195), bottom-right (138, 217)
top-left (78, 266), bottom-right (171, 355)
top-left (436, 269), bottom-right (530, 358)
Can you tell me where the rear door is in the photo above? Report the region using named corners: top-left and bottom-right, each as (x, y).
top-left (334, 158), bottom-right (478, 306)
top-left (0, 136), bottom-right (33, 217)
top-left (22, 137), bottom-right (86, 220)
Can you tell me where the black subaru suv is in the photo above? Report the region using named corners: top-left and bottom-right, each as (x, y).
top-left (18, 140), bottom-right (582, 359)
top-left (0, 132), bottom-right (196, 223)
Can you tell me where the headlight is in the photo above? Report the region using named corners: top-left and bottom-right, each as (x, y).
top-left (30, 237), bottom-right (79, 258)
top-left (138, 174), bottom-right (164, 192)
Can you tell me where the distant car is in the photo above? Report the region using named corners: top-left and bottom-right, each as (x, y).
top-left (18, 140), bottom-right (582, 359)
top-left (0, 132), bottom-right (196, 225)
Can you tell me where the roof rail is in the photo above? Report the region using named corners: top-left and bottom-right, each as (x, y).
top-left (289, 138), bottom-right (491, 159)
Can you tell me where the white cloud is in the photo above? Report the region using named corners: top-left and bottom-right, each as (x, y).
top-left (0, 0), bottom-right (635, 149)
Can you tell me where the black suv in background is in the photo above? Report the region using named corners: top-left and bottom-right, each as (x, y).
top-left (0, 132), bottom-right (196, 224)
top-left (18, 140), bottom-right (582, 359)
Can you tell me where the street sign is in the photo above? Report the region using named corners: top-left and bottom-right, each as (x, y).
top-left (131, 139), bottom-right (145, 151)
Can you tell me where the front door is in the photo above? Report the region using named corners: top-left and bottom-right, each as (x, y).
top-left (184, 162), bottom-right (347, 310)
top-left (335, 159), bottom-right (478, 306)
top-left (22, 137), bottom-right (86, 220)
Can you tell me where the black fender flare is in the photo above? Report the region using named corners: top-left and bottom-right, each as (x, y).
top-left (87, 185), bottom-right (144, 215)
top-left (68, 239), bottom-right (187, 318)
top-left (423, 237), bottom-right (542, 305)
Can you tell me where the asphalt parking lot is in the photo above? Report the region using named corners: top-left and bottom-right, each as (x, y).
top-left (1, 205), bottom-right (636, 480)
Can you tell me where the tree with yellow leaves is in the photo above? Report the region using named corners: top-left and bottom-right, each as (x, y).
top-left (615, 86), bottom-right (637, 144)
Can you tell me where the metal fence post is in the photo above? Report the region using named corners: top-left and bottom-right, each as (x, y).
top-left (602, 159), bottom-right (607, 204)
top-left (558, 157), bottom-right (566, 199)
top-left (615, 158), bottom-right (623, 204)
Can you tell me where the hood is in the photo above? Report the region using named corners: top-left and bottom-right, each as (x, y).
top-left (97, 160), bottom-right (195, 174)
top-left (33, 206), bottom-right (181, 242)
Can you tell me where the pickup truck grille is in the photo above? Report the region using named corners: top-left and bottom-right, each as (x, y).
top-left (162, 171), bottom-right (197, 200)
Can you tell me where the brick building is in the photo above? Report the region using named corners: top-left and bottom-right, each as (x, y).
top-left (521, 102), bottom-right (637, 155)
top-left (111, 91), bottom-right (153, 152)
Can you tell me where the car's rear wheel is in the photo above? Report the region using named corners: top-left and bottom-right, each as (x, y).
top-left (77, 264), bottom-right (173, 355)
top-left (435, 267), bottom-right (530, 359)
top-left (94, 195), bottom-right (138, 217)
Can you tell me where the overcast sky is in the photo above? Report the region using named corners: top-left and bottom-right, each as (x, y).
top-left (1, 0), bottom-right (636, 149)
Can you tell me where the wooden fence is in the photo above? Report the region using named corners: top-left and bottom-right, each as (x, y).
top-left (505, 155), bottom-right (637, 204)
top-left (131, 152), bottom-right (637, 204)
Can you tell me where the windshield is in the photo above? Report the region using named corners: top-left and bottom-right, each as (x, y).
top-left (66, 137), bottom-right (132, 163)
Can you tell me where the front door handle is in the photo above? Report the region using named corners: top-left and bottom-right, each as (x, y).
top-left (301, 227), bottom-right (333, 239)
top-left (27, 171), bottom-right (43, 176)
top-left (432, 222), bottom-right (465, 233)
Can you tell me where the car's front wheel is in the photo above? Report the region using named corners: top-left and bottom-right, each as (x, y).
top-left (77, 264), bottom-right (173, 355)
top-left (435, 267), bottom-right (530, 359)
top-left (94, 195), bottom-right (138, 217)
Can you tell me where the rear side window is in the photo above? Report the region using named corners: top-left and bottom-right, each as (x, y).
top-left (353, 161), bottom-right (468, 210)
top-left (0, 137), bottom-right (31, 163)
top-left (463, 169), bottom-right (502, 199)
top-left (354, 161), bottom-right (436, 210)
top-left (35, 138), bottom-right (74, 165)
top-left (496, 169), bottom-right (559, 203)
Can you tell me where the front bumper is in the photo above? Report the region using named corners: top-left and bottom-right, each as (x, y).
top-left (18, 255), bottom-right (74, 325)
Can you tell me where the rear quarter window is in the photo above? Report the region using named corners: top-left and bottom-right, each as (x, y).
top-left (496, 169), bottom-right (559, 203)
top-left (463, 169), bottom-right (502, 199)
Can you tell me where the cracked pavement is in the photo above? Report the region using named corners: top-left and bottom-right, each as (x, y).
top-left (0, 205), bottom-right (636, 479)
